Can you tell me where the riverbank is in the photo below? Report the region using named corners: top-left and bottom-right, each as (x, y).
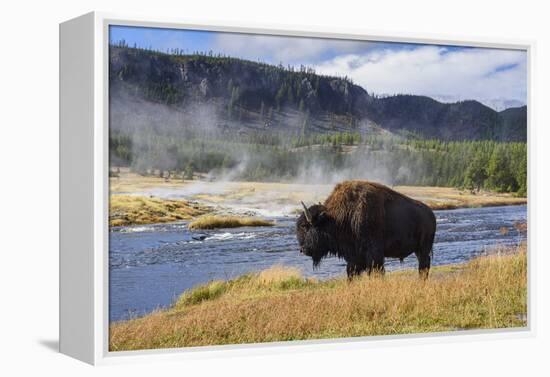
top-left (109, 243), bottom-right (527, 351)
top-left (395, 185), bottom-right (527, 210)
top-left (109, 170), bottom-right (527, 227)
top-left (110, 195), bottom-right (210, 227)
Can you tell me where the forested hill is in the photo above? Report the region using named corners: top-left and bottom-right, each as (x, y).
top-left (366, 96), bottom-right (526, 141)
top-left (109, 44), bottom-right (526, 142)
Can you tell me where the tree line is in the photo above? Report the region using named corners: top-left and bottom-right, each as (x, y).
top-left (110, 130), bottom-right (526, 196)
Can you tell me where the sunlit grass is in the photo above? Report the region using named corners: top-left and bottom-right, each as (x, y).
top-left (109, 194), bottom-right (209, 227)
top-left (394, 185), bottom-right (526, 210)
top-left (109, 243), bottom-right (527, 351)
top-left (188, 215), bottom-right (275, 230)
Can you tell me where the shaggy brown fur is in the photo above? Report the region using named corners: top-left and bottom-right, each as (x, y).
top-left (297, 180), bottom-right (436, 278)
top-left (325, 181), bottom-right (396, 237)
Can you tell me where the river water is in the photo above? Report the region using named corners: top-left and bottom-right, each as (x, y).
top-left (109, 204), bottom-right (527, 322)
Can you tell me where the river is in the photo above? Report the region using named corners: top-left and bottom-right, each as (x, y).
top-left (109, 204), bottom-right (527, 322)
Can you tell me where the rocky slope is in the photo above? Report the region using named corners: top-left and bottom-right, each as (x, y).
top-left (109, 45), bottom-right (526, 142)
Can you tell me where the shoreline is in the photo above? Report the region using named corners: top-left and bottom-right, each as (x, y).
top-left (109, 171), bottom-right (526, 227)
top-left (109, 243), bottom-right (527, 351)
top-left (428, 200), bottom-right (527, 211)
top-left (110, 191), bottom-right (526, 228)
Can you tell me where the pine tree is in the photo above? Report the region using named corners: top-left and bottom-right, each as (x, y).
top-left (301, 111), bottom-right (310, 136)
top-left (486, 146), bottom-right (516, 192)
top-left (227, 79), bottom-right (234, 94)
top-left (275, 84), bottom-right (286, 110)
top-left (259, 101), bottom-right (265, 121)
top-left (287, 86), bottom-right (295, 105)
top-left (515, 151), bottom-right (527, 196)
top-left (184, 162), bottom-right (194, 180)
top-left (464, 152), bottom-right (488, 191)
top-left (298, 99), bottom-right (305, 113)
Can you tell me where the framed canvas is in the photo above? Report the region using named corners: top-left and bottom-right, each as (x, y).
top-left (59, 12), bottom-right (533, 365)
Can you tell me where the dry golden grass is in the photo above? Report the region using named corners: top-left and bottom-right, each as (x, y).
top-left (109, 244), bottom-right (527, 351)
top-left (256, 265), bottom-right (303, 285)
top-left (193, 182), bottom-right (526, 210)
top-left (188, 215), bottom-right (275, 230)
top-left (394, 185), bottom-right (527, 210)
top-left (109, 195), bottom-right (210, 227)
top-left (109, 168), bottom-right (195, 194)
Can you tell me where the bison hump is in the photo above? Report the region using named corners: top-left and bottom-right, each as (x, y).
top-left (325, 180), bottom-right (388, 235)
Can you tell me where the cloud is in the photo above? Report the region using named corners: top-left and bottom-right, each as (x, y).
top-left (313, 46), bottom-right (527, 105)
top-left (212, 33), bottom-right (370, 65)
top-left (111, 26), bottom-right (527, 107)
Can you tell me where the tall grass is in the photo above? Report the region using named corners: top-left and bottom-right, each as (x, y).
top-left (110, 244), bottom-right (527, 351)
top-left (109, 194), bottom-right (209, 227)
top-left (188, 215), bottom-right (274, 230)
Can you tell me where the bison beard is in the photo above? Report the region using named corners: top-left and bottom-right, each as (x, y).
top-left (300, 218), bottom-right (337, 268)
top-left (296, 180), bottom-right (436, 279)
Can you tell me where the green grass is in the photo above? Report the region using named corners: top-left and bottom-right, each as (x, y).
top-left (110, 244), bottom-right (527, 351)
top-left (177, 280), bottom-right (229, 306)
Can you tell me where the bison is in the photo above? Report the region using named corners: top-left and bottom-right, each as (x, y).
top-left (296, 180), bottom-right (436, 279)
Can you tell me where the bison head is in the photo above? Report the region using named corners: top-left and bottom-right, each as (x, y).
top-left (296, 202), bottom-right (336, 267)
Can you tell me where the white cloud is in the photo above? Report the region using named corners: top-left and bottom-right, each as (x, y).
top-left (314, 46), bottom-right (527, 106)
top-left (212, 33), bottom-right (368, 65)
top-left (211, 33), bottom-right (526, 108)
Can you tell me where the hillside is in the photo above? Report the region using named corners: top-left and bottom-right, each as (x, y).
top-left (109, 45), bottom-right (527, 142)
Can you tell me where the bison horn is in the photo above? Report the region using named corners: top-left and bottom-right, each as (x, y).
top-left (301, 201), bottom-right (312, 223)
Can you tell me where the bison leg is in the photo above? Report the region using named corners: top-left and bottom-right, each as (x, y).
top-left (415, 250), bottom-right (431, 279)
top-left (364, 238), bottom-right (385, 276)
top-left (366, 252), bottom-right (385, 276)
top-left (346, 263), bottom-right (366, 280)
top-left (417, 230), bottom-right (435, 279)
top-left (346, 264), bottom-right (354, 280)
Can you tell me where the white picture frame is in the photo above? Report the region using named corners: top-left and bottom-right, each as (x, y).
top-left (59, 11), bottom-right (534, 365)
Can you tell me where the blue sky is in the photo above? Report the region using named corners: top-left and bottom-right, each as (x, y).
top-left (110, 25), bottom-right (527, 109)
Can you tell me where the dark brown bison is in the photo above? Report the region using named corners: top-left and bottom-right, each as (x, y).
top-left (296, 180), bottom-right (436, 279)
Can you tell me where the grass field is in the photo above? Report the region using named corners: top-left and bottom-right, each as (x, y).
top-left (109, 194), bottom-right (210, 227)
top-left (109, 243), bottom-right (527, 351)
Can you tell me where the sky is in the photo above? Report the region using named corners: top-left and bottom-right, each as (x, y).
top-left (110, 25), bottom-right (527, 109)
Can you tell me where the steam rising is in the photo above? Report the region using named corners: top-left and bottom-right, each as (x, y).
top-left (110, 87), bottom-right (417, 196)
